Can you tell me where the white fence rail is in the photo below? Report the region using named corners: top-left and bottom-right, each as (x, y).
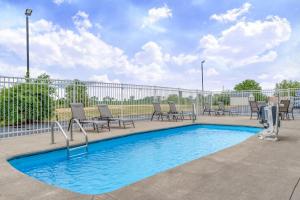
top-left (0, 75), bottom-right (299, 138)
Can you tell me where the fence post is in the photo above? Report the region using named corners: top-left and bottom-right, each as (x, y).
top-left (192, 103), bottom-right (196, 123)
top-left (72, 81), bottom-right (76, 103)
top-left (121, 84), bottom-right (124, 119)
top-left (210, 91), bottom-right (213, 110)
top-left (178, 89), bottom-right (181, 111)
top-left (275, 88), bottom-right (280, 138)
top-left (196, 90), bottom-right (199, 116)
top-left (154, 86), bottom-right (157, 102)
top-left (202, 91), bottom-right (205, 111)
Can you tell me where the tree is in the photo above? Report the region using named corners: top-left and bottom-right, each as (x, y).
top-left (166, 94), bottom-right (179, 103)
top-left (275, 80), bottom-right (300, 97)
top-left (234, 80), bottom-right (267, 101)
top-left (129, 96), bottom-right (135, 101)
top-left (163, 94), bottom-right (194, 105)
top-left (89, 96), bottom-right (100, 103)
top-left (36, 73), bottom-right (51, 83)
top-left (65, 79), bottom-right (89, 106)
top-left (276, 80), bottom-right (300, 89)
top-left (234, 79), bottom-right (262, 91)
top-left (0, 74), bottom-right (55, 126)
top-left (103, 96), bottom-right (115, 102)
top-left (141, 96), bottom-right (155, 103)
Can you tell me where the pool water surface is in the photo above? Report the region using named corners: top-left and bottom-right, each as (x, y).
top-left (9, 124), bottom-right (261, 195)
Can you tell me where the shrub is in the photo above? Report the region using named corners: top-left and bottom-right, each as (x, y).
top-left (0, 75), bottom-right (55, 126)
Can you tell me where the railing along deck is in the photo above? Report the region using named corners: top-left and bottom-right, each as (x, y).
top-left (1, 75), bottom-right (299, 138)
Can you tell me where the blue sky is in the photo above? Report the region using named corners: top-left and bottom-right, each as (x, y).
top-left (0, 0), bottom-right (299, 90)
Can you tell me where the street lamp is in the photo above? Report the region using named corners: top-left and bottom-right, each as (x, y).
top-left (25, 9), bottom-right (32, 79)
top-left (201, 60), bottom-right (205, 109)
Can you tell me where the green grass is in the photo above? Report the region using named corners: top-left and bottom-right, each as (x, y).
top-left (55, 104), bottom-right (194, 121)
top-left (0, 104), bottom-right (195, 126)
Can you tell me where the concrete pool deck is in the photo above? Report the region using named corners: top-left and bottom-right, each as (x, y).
top-left (0, 116), bottom-right (300, 200)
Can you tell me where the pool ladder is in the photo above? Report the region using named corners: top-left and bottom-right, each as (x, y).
top-left (51, 120), bottom-right (88, 158)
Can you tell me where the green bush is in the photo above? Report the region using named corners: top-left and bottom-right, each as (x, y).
top-left (0, 75), bottom-right (55, 126)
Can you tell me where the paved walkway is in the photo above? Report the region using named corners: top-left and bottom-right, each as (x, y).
top-left (0, 116), bottom-right (299, 200)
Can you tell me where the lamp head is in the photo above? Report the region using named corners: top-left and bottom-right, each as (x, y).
top-left (201, 60), bottom-right (205, 64)
top-left (25, 9), bottom-right (32, 16)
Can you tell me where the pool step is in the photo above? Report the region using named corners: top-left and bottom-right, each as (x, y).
top-left (69, 144), bottom-right (88, 151)
top-left (68, 144), bottom-right (88, 158)
top-left (69, 152), bottom-right (87, 159)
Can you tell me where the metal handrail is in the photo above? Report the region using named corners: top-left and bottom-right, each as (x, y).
top-left (70, 119), bottom-right (89, 151)
top-left (51, 121), bottom-right (70, 155)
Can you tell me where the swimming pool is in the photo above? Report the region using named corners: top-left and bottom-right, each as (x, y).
top-left (9, 124), bottom-right (261, 195)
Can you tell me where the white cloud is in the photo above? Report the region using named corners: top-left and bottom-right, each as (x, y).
top-left (72, 11), bottom-right (92, 31)
top-left (133, 42), bottom-right (165, 65)
top-left (53, 0), bottom-right (72, 5)
top-left (267, 25), bottom-right (300, 84)
top-left (206, 68), bottom-right (219, 76)
top-left (239, 50), bottom-right (278, 66)
top-left (142, 4), bottom-right (172, 32)
top-left (89, 74), bottom-right (120, 83)
top-left (260, 81), bottom-right (275, 89)
top-left (191, 0), bottom-right (207, 6)
top-left (200, 16), bottom-right (291, 68)
top-left (133, 42), bottom-right (198, 67)
top-left (273, 64), bottom-right (300, 81)
top-left (0, 61), bottom-right (49, 78)
top-left (0, 12), bottom-right (195, 84)
top-left (130, 42), bottom-right (201, 82)
top-left (273, 74), bottom-right (285, 80)
top-left (210, 2), bottom-right (251, 23)
top-left (171, 54), bottom-right (198, 66)
top-left (186, 67), bottom-right (219, 77)
top-left (258, 73), bottom-right (269, 80)
top-left (0, 18), bottom-right (128, 71)
top-left (130, 41), bottom-right (168, 81)
top-left (186, 68), bottom-right (200, 75)
top-left (53, 0), bottom-right (64, 5)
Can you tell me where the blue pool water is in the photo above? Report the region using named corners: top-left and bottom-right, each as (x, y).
top-left (9, 124), bottom-right (261, 195)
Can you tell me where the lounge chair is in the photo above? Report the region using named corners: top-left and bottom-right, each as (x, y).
top-left (249, 101), bottom-right (259, 119)
top-left (168, 102), bottom-right (195, 120)
top-left (151, 102), bottom-right (170, 121)
top-left (203, 103), bottom-right (215, 115)
top-left (68, 103), bottom-right (110, 132)
top-left (97, 104), bottom-right (135, 128)
top-left (216, 102), bottom-right (231, 115)
top-left (279, 100), bottom-right (290, 120)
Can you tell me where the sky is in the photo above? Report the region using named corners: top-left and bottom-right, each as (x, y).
top-left (0, 0), bottom-right (299, 90)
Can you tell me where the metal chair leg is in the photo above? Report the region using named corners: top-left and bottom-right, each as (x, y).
top-left (151, 112), bottom-right (155, 121)
top-left (67, 119), bottom-right (73, 131)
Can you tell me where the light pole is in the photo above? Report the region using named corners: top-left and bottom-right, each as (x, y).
top-left (25, 9), bottom-right (32, 79)
top-left (201, 60), bottom-right (205, 109)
